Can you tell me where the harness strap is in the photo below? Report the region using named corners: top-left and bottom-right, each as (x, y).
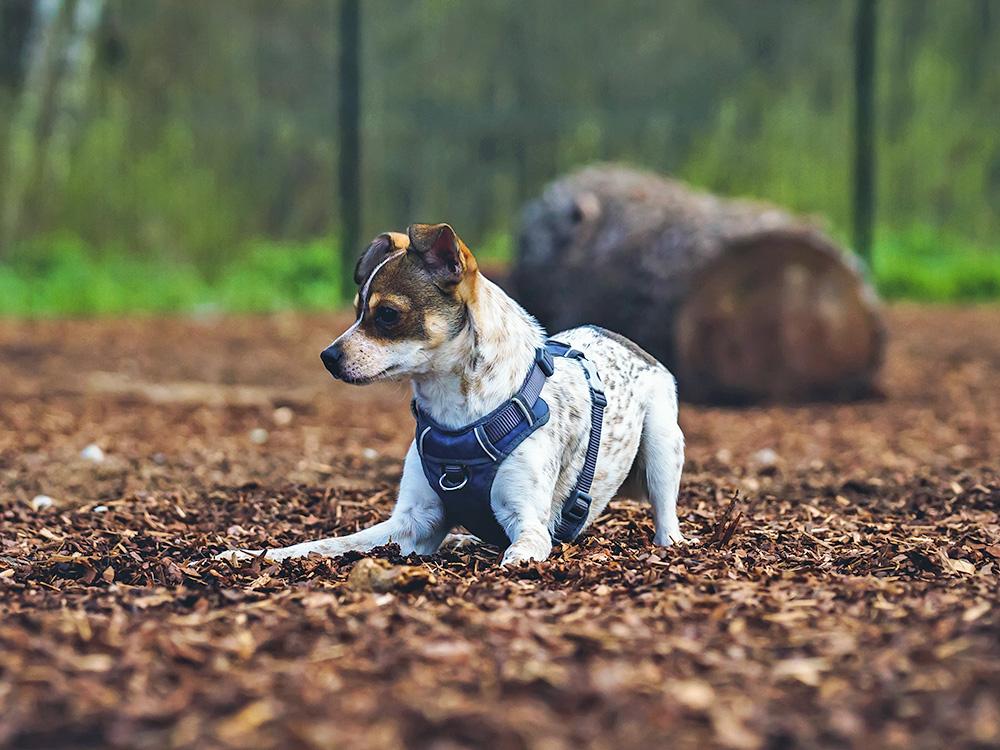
top-left (414, 346), bottom-right (553, 461)
top-left (480, 348), bottom-right (552, 445)
top-left (546, 343), bottom-right (606, 543)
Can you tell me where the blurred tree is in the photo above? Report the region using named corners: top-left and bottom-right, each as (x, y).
top-left (0, 0), bottom-right (996, 268)
top-left (338, 0), bottom-right (360, 293)
top-left (45, 0), bottom-right (106, 188)
top-left (0, 0), bottom-right (36, 92)
top-left (1, 0), bottom-right (70, 254)
top-left (853, 0), bottom-right (877, 261)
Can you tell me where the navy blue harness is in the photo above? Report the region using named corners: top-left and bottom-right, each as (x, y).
top-left (413, 339), bottom-right (606, 547)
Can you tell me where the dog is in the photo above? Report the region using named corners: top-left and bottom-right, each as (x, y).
top-left (219, 223), bottom-right (684, 566)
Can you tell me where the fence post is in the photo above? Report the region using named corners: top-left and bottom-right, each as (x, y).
top-left (338, 0), bottom-right (361, 298)
top-left (852, 0), bottom-right (877, 264)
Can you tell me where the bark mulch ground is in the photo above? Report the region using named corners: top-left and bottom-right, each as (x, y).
top-left (1, 305), bottom-right (998, 750)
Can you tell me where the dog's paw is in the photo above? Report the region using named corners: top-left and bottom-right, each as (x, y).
top-left (500, 546), bottom-right (546, 567)
top-left (653, 529), bottom-right (688, 547)
top-left (214, 548), bottom-right (265, 564)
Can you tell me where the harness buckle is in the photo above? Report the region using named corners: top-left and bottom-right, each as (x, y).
top-left (554, 489), bottom-right (592, 542)
top-left (535, 347), bottom-right (555, 377)
top-left (578, 357), bottom-right (605, 391)
top-left (592, 389), bottom-right (608, 409)
top-left (439, 465), bottom-right (469, 492)
top-left (564, 490), bottom-right (591, 522)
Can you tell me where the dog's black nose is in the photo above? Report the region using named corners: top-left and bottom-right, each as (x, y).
top-left (320, 343), bottom-right (343, 378)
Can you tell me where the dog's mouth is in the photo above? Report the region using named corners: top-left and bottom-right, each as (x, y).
top-left (335, 365), bottom-right (402, 386)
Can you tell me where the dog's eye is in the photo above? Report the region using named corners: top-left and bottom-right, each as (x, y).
top-left (373, 305), bottom-right (401, 327)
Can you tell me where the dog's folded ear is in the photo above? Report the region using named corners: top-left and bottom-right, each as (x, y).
top-left (354, 232), bottom-right (408, 285)
top-left (407, 223), bottom-right (477, 290)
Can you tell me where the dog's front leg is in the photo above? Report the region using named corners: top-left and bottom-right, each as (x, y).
top-left (219, 442), bottom-right (449, 562)
top-left (500, 521), bottom-right (552, 567)
top-left (493, 449), bottom-right (557, 567)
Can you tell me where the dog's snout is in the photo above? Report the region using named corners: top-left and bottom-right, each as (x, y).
top-left (320, 343), bottom-right (344, 378)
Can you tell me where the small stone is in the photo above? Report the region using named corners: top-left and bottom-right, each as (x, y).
top-left (92, 505), bottom-right (109, 513)
top-left (249, 428), bottom-right (269, 445)
top-left (362, 448), bottom-right (378, 460)
top-left (152, 452), bottom-right (167, 465)
top-left (31, 495), bottom-right (54, 511)
top-left (272, 407), bottom-right (294, 426)
top-left (751, 448), bottom-right (780, 467)
top-left (80, 444), bottom-right (105, 463)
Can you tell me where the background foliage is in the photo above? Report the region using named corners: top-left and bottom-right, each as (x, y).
top-left (0, 0), bottom-right (998, 313)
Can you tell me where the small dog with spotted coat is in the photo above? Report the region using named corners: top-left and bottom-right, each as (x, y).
top-left (220, 223), bottom-right (684, 566)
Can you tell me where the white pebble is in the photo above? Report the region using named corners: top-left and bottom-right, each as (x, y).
top-left (249, 428), bottom-right (269, 445)
top-left (272, 407), bottom-right (294, 426)
top-left (92, 505), bottom-right (109, 513)
top-left (31, 495), bottom-right (54, 511)
top-left (362, 448), bottom-right (379, 460)
top-left (752, 448), bottom-right (780, 466)
top-left (80, 443), bottom-right (105, 463)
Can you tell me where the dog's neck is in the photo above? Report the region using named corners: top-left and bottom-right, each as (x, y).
top-left (411, 275), bottom-right (545, 429)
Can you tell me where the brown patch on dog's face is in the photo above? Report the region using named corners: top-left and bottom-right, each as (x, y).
top-left (325, 224), bottom-right (478, 384)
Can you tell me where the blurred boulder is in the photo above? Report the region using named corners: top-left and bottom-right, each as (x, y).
top-left (513, 165), bottom-right (884, 404)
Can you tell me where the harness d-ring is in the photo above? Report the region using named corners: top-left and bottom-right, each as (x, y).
top-left (439, 467), bottom-right (469, 492)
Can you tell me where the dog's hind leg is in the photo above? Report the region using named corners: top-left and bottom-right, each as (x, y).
top-left (639, 373), bottom-right (685, 546)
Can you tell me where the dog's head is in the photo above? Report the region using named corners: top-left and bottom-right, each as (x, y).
top-left (320, 223), bottom-right (479, 384)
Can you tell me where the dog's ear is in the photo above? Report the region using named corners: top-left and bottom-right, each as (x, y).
top-left (354, 232), bottom-right (407, 285)
top-left (407, 223), bottom-right (477, 289)
top-left (571, 192), bottom-right (601, 224)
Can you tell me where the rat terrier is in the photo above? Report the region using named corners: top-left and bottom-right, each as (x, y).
top-left (219, 223), bottom-right (684, 566)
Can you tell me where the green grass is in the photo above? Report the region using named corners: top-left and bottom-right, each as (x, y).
top-left (0, 234), bottom-right (346, 317)
top-left (872, 226), bottom-right (1000, 302)
top-left (0, 228), bottom-right (997, 317)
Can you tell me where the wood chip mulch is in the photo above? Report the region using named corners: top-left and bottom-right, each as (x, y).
top-left (1, 305), bottom-right (998, 749)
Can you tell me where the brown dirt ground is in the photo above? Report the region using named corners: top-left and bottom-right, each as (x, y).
top-left (0, 305), bottom-right (998, 750)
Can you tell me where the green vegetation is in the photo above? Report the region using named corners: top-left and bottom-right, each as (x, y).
top-left (0, 235), bottom-right (346, 317)
top-left (0, 229), bottom-right (996, 317)
top-left (872, 227), bottom-right (1000, 302)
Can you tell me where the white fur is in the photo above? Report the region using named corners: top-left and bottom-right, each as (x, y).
top-left (218, 272), bottom-right (685, 566)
